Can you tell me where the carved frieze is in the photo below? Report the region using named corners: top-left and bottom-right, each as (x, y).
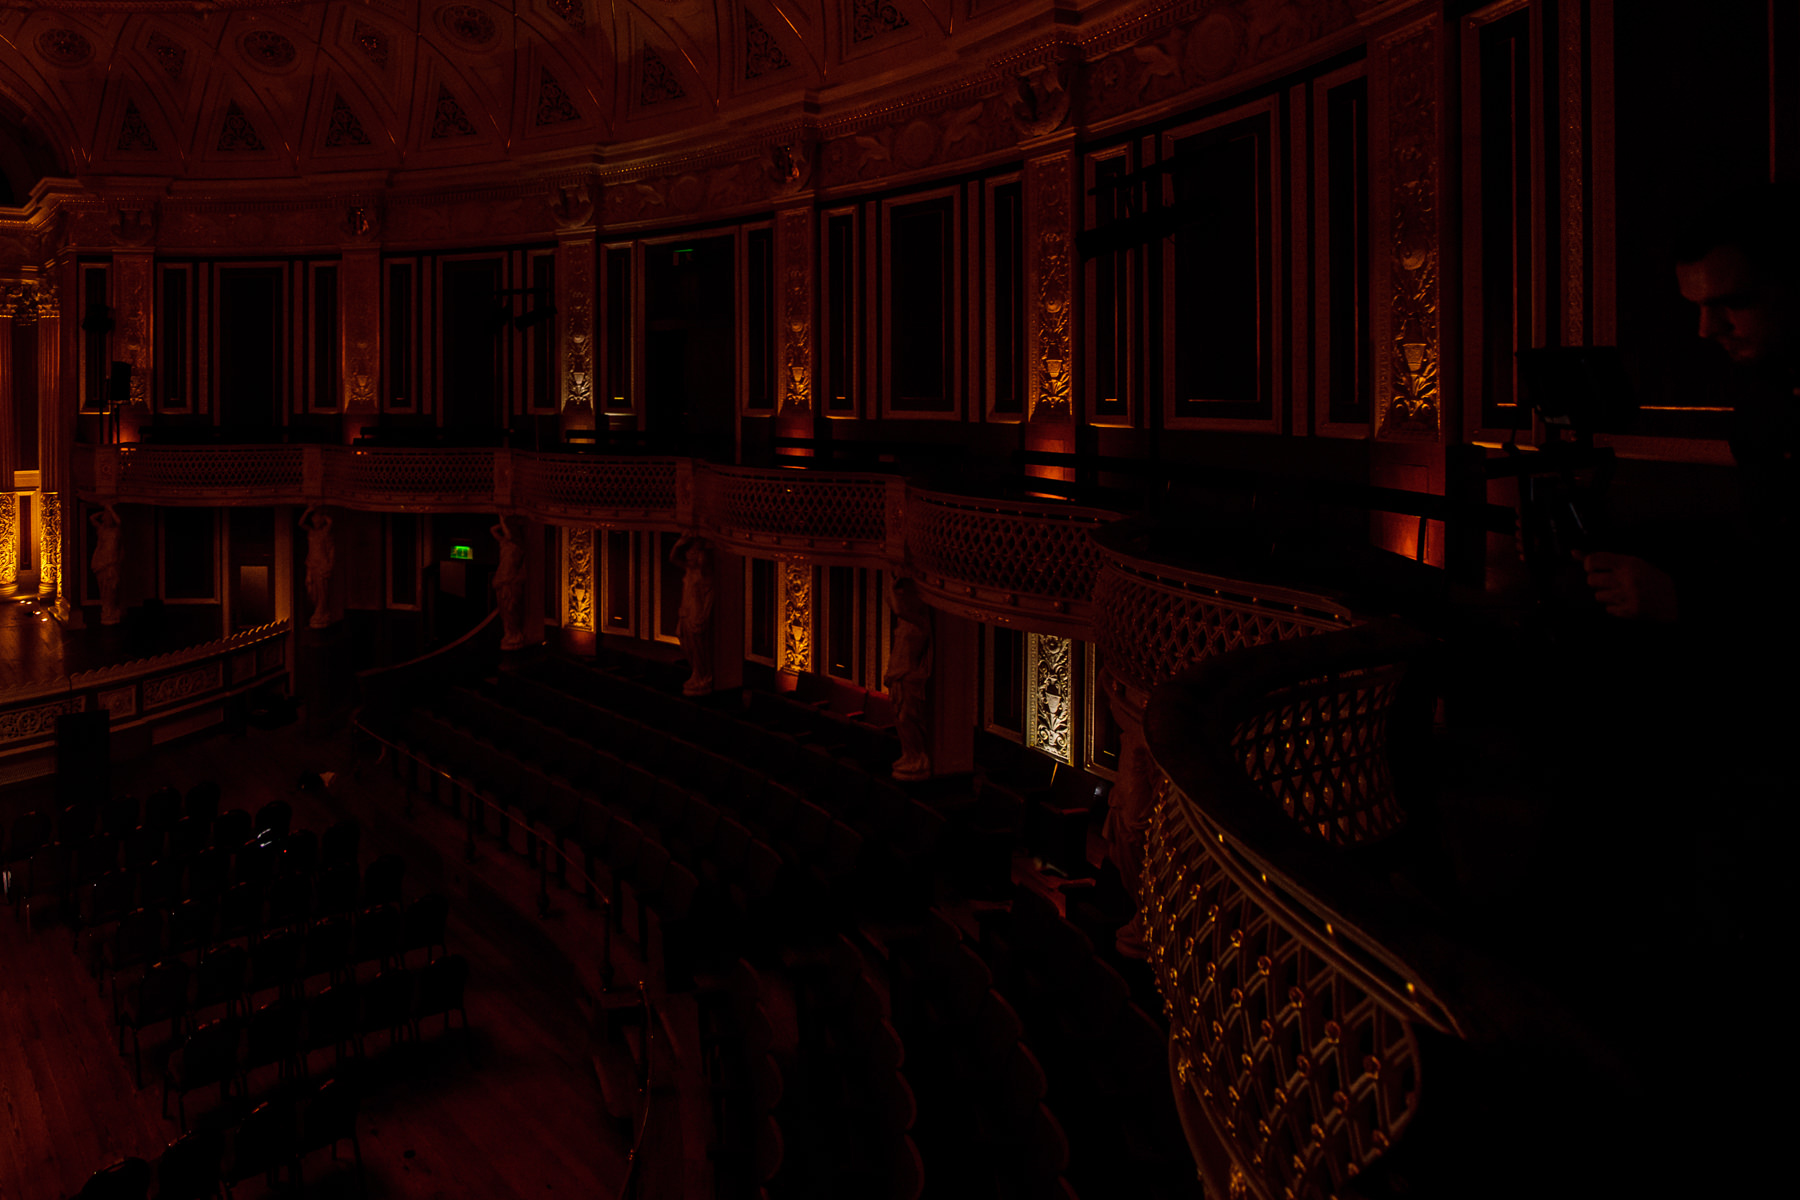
top-left (0, 697), bottom-right (85, 746)
top-left (745, 13), bottom-right (792, 80)
top-left (1375, 20), bottom-right (1440, 441)
top-left (776, 208), bottom-right (813, 414)
top-left (566, 527), bottom-right (595, 631)
top-left (558, 234), bottom-right (596, 415)
top-left (1025, 151), bottom-right (1074, 421)
top-left (819, 95), bottom-right (1014, 188)
top-left (1009, 63), bottom-right (1072, 140)
top-left (97, 685), bottom-right (137, 721)
top-left (142, 661), bottom-right (223, 711)
top-left (781, 561), bottom-right (812, 674)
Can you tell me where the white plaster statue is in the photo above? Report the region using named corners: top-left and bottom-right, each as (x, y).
top-left (885, 578), bottom-right (933, 781)
top-left (672, 534), bottom-right (715, 695)
top-left (89, 503), bottom-right (122, 626)
top-left (492, 514), bottom-right (529, 651)
top-left (298, 506), bottom-right (335, 629)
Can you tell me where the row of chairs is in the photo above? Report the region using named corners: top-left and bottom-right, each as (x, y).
top-left (518, 665), bottom-right (948, 916)
top-left (391, 709), bottom-right (712, 985)
top-left (4, 781), bottom-right (249, 865)
top-left (159, 958), bottom-right (470, 1130)
top-left (108, 894), bottom-right (452, 1078)
top-left (76, 1077), bottom-right (361, 1200)
top-left (888, 912), bottom-right (1077, 1200)
top-left (451, 680), bottom-right (866, 902)
top-left (977, 890), bottom-right (1194, 1200)
top-left (518, 662), bottom-right (944, 862)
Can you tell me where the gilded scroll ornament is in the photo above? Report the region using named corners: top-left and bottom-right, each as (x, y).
top-left (1027, 153), bottom-right (1074, 421)
top-left (781, 561), bottom-right (812, 674)
top-left (1378, 25), bottom-right (1440, 440)
top-left (1027, 632), bottom-right (1074, 763)
top-left (0, 493), bottom-right (16, 588)
top-left (566, 527), bottom-right (595, 632)
top-left (778, 208), bottom-right (813, 414)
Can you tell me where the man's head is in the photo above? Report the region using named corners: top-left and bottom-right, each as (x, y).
top-left (1675, 183), bottom-right (1800, 365)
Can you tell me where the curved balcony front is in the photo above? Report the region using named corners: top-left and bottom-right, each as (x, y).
top-left (103, 445), bottom-right (308, 506)
top-left (1092, 523), bottom-right (1356, 721)
top-left (905, 489), bottom-right (1117, 639)
top-left (511, 453), bottom-right (686, 528)
top-left (323, 447), bottom-right (499, 512)
top-left (696, 464), bottom-right (902, 565)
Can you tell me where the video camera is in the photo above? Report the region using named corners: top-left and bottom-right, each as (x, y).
top-left (1495, 347), bottom-right (1637, 583)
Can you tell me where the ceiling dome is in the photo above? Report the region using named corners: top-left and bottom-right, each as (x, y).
top-left (0, 0), bottom-right (993, 183)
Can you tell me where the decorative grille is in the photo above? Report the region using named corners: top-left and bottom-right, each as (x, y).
top-left (513, 454), bottom-right (680, 519)
top-left (325, 448), bottom-right (495, 503)
top-left (1143, 778), bottom-right (1425, 1200)
top-left (906, 491), bottom-right (1114, 603)
top-left (115, 446), bottom-right (306, 498)
top-left (707, 466), bottom-right (889, 546)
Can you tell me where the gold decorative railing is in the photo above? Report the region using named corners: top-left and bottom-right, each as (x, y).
top-left (1092, 523), bottom-right (1356, 722)
top-left (1140, 625), bottom-right (1462, 1200)
top-left (905, 489), bottom-right (1116, 638)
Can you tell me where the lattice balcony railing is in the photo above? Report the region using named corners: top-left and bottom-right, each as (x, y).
top-left (1093, 531), bottom-right (1354, 716)
top-left (702, 465), bottom-right (892, 549)
top-left (322, 447), bottom-right (497, 505)
top-left (905, 490), bottom-right (1116, 617)
top-left (114, 446), bottom-right (306, 500)
top-left (512, 453), bottom-right (681, 521)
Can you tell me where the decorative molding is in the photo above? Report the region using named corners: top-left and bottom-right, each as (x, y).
top-left (97, 685), bottom-right (137, 721)
top-left (1026, 632), bottom-right (1074, 764)
top-left (326, 96), bottom-right (373, 148)
top-left (240, 30), bottom-right (297, 70)
top-left (1025, 150), bottom-right (1075, 421)
top-left (353, 21), bottom-right (389, 68)
top-left (0, 697), bottom-right (85, 746)
top-left (142, 661), bottom-right (224, 711)
top-left (218, 102), bottom-right (265, 152)
top-left (781, 560), bottom-right (812, 673)
top-left (147, 32), bottom-right (186, 80)
top-left (537, 69), bottom-right (581, 127)
top-left (641, 46), bottom-right (687, 106)
top-left (36, 29), bottom-right (94, 68)
top-left (850, 0), bottom-right (911, 44)
top-left (745, 13), bottom-right (792, 80)
top-left (1373, 19), bottom-right (1441, 441)
top-left (566, 527), bottom-right (595, 632)
top-left (431, 85), bottom-right (479, 139)
top-left (776, 207), bottom-right (814, 414)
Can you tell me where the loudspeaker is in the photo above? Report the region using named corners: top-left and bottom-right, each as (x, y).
top-left (55, 710), bottom-right (112, 805)
top-left (108, 362), bottom-right (133, 408)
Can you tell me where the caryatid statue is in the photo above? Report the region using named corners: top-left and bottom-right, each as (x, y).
top-left (298, 506), bottom-right (335, 629)
top-left (885, 577), bottom-right (933, 781)
top-left (672, 534), bottom-right (715, 695)
top-left (89, 504), bottom-right (122, 626)
top-left (492, 514), bottom-right (529, 651)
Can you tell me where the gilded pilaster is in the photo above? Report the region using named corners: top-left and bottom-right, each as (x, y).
top-left (781, 560), bottom-right (812, 674)
top-left (1023, 148), bottom-right (1076, 422)
top-left (1371, 18), bottom-right (1443, 442)
top-left (114, 252), bottom-right (154, 408)
top-left (775, 206), bottom-right (814, 416)
top-left (0, 494), bottom-right (15, 591)
top-left (566, 526), bottom-right (595, 632)
top-left (557, 234), bottom-right (596, 426)
top-left (341, 247), bottom-right (380, 435)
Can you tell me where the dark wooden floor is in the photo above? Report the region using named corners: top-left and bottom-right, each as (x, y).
top-left (0, 722), bottom-right (629, 1200)
top-left (0, 597), bottom-right (226, 693)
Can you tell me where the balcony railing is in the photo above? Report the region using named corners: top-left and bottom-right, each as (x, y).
top-left (511, 453), bottom-right (685, 525)
top-left (697, 464), bottom-right (901, 563)
top-left (905, 489), bottom-right (1117, 637)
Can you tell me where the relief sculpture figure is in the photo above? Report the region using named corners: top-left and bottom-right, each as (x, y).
top-left (672, 534), bottom-right (715, 695)
top-left (90, 504), bottom-right (122, 626)
top-left (298, 506), bottom-right (335, 629)
top-left (885, 578), bottom-right (933, 781)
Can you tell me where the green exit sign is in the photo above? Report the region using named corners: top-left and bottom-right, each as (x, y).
top-left (450, 545), bottom-right (472, 560)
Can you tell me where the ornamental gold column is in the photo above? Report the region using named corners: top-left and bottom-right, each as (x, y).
top-left (1022, 136), bottom-right (1079, 482)
top-left (341, 203), bottom-right (382, 442)
top-left (0, 284), bottom-right (15, 595)
top-left (552, 180), bottom-right (597, 436)
top-left (40, 261), bottom-right (70, 618)
top-left (774, 205), bottom-right (816, 454)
